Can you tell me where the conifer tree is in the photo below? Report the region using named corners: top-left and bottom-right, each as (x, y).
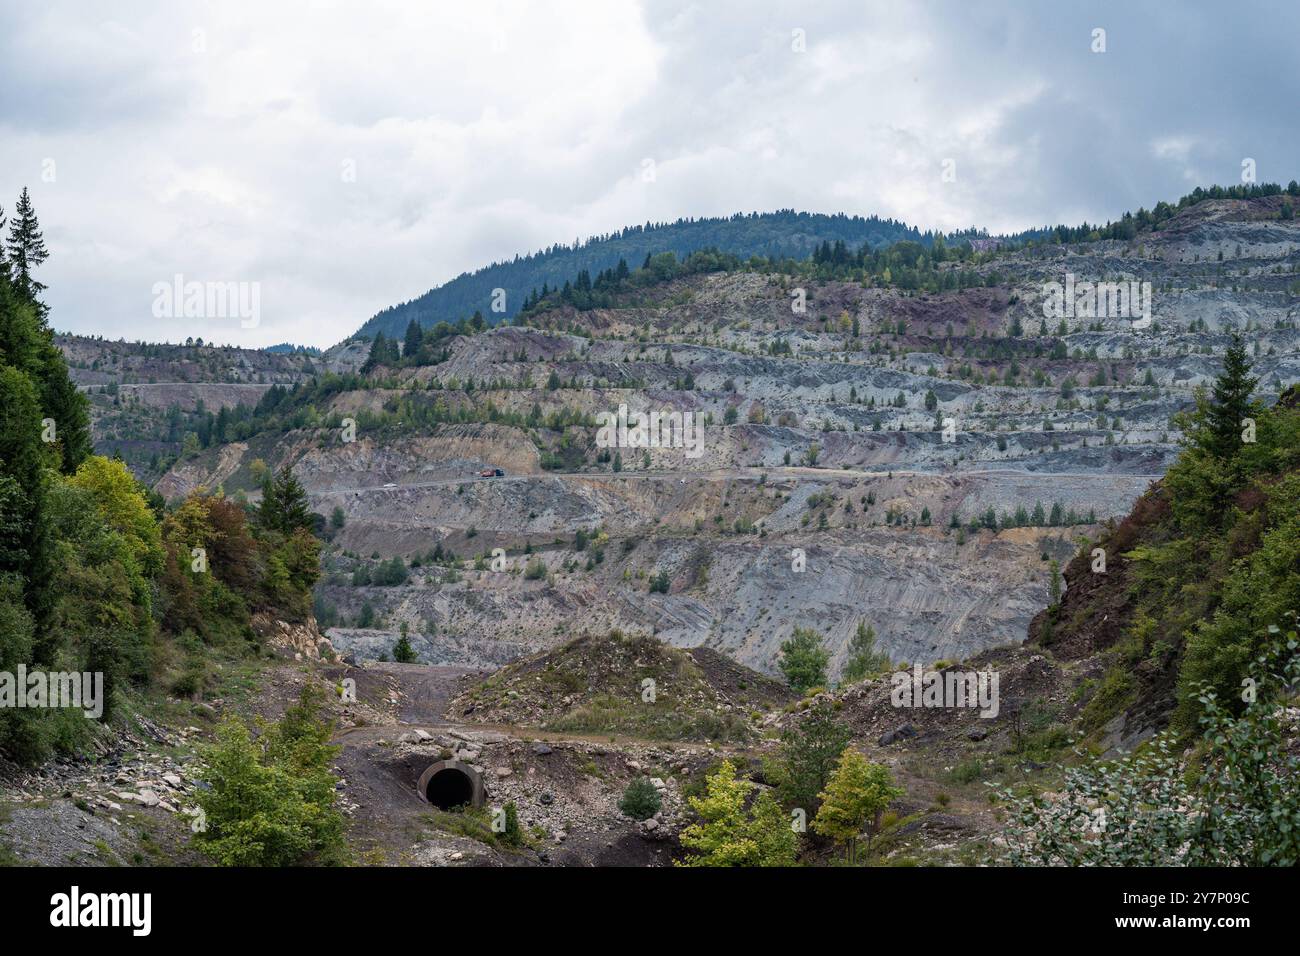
top-left (7, 188), bottom-right (49, 307)
top-left (1204, 333), bottom-right (1259, 460)
top-left (841, 621), bottom-right (890, 683)
top-left (392, 631), bottom-right (417, 663)
top-left (403, 319), bottom-right (423, 360)
top-left (260, 466), bottom-right (312, 535)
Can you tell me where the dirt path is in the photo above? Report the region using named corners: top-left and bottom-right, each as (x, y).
top-left (314, 465), bottom-right (1165, 499)
top-left (360, 661), bottom-right (488, 724)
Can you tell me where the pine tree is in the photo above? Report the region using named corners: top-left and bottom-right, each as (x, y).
top-left (361, 332), bottom-right (396, 372)
top-left (403, 319), bottom-right (423, 360)
top-left (259, 471), bottom-right (281, 530)
top-left (392, 631), bottom-right (417, 663)
top-left (260, 466), bottom-right (312, 535)
top-left (778, 626), bottom-right (830, 692)
top-left (841, 621), bottom-right (890, 683)
top-left (1204, 333), bottom-right (1259, 460)
top-left (38, 349), bottom-right (92, 473)
top-left (772, 700), bottom-right (851, 810)
top-left (7, 188), bottom-right (49, 307)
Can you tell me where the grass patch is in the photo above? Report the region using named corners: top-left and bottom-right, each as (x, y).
top-left (1079, 665), bottom-right (1137, 732)
top-left (426, 807), bottom-right (497, 846)
top-left (547, 693), bottom-right (753, 743)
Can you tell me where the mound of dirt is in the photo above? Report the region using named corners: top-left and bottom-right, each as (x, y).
top-left (448, 630), bottom-right (795, 742)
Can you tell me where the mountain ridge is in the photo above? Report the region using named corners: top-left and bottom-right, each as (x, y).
top-left (357, 209), bottom-right (937, 339)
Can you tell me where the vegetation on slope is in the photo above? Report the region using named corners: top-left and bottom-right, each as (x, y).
top-left (0, 188), bottom-right (324, 766)
top-left (1033, 336), bottom-right (1300, 735)
top-left (450, 629), bottom-right (792, 743)
top-left (365, 181), bottom-right (1300, 340)
top-left (195, 684), bottom-right (346, 867)
top-left (1000, 615), bottom-right (1300, 866)
top-left (135, 183), bottom-right (1299, 498)
top-left (359, 210), bottom-right (930, 337)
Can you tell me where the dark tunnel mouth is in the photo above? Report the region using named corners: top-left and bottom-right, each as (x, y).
top-left (426, 767), bottom-right (474, 810)
top-left (417, 760), bottom-right (485, 810)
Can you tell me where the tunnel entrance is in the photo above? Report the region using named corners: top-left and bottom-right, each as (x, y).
top-left (416, 760), bottom-right (486, 810)
top-left (426, 767), bottom-right (473, 809)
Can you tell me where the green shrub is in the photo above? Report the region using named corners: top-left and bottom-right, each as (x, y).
top-left (619, 777), bottom-right (662, 820)
top-left (498, 802), bottom-right (523, 847)
top-left (778, 627), bottom-right (830, 693)
top-left (677, 760), bottom-right (798, 867)
top-left (946, 757), bottom-right (986, 785)
top-left (995, 618), bottom-right (1300, 866)
top-left (194, 686), bottom-right (346, 866)
top-left (1079, 666), bottom-right (1136, 732)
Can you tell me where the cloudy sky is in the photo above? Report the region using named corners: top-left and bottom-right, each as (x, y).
top-left (2, 0), bottom-right (1297, 348)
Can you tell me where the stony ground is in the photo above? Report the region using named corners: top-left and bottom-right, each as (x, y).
top-left (0, 633), bottom-right (1102, 869)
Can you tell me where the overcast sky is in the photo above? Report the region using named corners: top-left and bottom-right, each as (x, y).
top-left (2, 0), bottom-right (1297, 348)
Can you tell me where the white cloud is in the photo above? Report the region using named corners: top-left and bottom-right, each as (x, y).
top-left (0, 0), bottom-right (1296, 347)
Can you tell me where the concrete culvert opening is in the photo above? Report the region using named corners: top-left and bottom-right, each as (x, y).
top-left (417, 760), bottom-right (486, 810)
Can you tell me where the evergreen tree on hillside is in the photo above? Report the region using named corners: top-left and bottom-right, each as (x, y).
top-left (38, 347), bottom-right (92, 471)
top-left (403, 319), bottom-right (423, 360)
top-left (770, 700), bottom-right (852, 811)
top-left (260, 466), bottom-right (313, 535)
top-left (361, 332), bottom-right (399, 372)
top-left (392, 631), bottom-right (417, 663)
top-left (778, 626), bottom-right (830, 693)
top-left (1204, 333), bottom-right (1260, 460)
top-left (0, 190), bottom-right (91, 640)
top-left (0, 203), bottom-right (8, 284)
top-left (841, 620), bottom-right (891, 684)
top-left (0, 194), bottom-right (90, 474)
top-left (0, 364), bottom-right (53, 637)
top-left (7, 188), bottom-right (49, 308)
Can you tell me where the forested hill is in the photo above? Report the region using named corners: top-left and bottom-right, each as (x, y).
top-left (358, 182), bottom-right (1300, 344)
top-left (357, 210), bottom-right (932, 339)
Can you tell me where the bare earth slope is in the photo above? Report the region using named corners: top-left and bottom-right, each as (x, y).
top-left (69, 196), bottom-right (1300, 678)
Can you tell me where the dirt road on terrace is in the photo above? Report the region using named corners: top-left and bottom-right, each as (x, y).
top-left (313, 464), bottom-right (1163, 499)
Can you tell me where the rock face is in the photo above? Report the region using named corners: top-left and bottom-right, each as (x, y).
top-left (69, 195), bottom-right (1300, 678)
top-left (253, 613), bottom-right (335, 661)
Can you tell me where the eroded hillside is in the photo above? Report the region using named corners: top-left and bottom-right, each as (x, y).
top-left (66, 195), bottom-right (1300, 679)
